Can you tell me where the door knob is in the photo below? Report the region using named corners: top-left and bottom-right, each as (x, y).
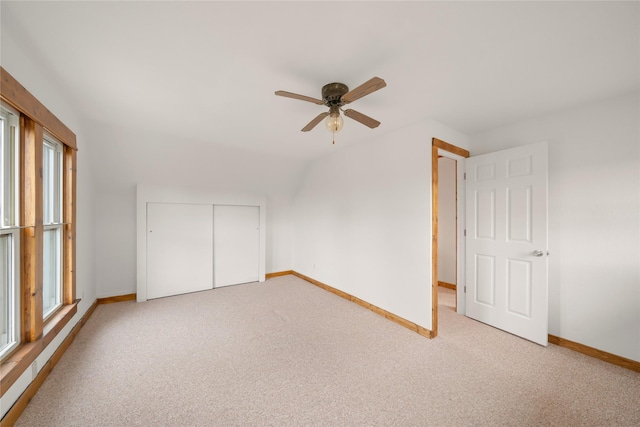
top-left (532, 250), bottom-right (545, 257)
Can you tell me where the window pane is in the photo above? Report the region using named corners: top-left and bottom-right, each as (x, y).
top-left (0, 234), bottom-right (14, 355)
top-left (1, 116), bottom-right (6, 225)
top-left (43, 143), bottom-right (53, 224)
top-left (2, 108), bottom-right (19, 228)
top-left (43, 228), bottom-right (61, 318)
top-left (54, 149), bottom-right (62, 224)
top-left (43, 138), bottom-right (62, 225)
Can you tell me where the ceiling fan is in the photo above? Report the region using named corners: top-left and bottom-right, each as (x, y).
top-left (275, 77), bottom-right (386, 137)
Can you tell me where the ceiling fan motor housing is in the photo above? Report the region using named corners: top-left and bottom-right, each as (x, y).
top-left (322, 83), bottom-right (349, 106)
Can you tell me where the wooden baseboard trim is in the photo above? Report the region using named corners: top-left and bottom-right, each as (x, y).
top-left (438, 281), bottom-right (456, 290)
top-left (548, 334), bottom-right (640, 373)
top-left (96, 293), bottom-right (136, 305)
top-left (292, 271), bottom-right (433, 339)
top-left (80, 300), bottom-right (98, 327)
top-left (2, 299), bottom-right (98, 426)
top-left (265, 270), bottom-right (294, 279)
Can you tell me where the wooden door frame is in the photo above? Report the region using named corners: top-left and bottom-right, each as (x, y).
top-left (431, 138), bottom-right (470, 338)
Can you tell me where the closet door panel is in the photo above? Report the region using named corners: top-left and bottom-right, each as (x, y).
top-left (214, 205), bottom-right (259, 287)
top-left (147, 203), bottom-right (213, 299)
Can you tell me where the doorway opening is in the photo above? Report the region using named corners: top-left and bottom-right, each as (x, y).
top-left (431, 138), bottom-right (469, 338)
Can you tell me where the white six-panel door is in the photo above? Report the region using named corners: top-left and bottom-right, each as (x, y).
top-left (465, 142), bottom-right (549, 345)
top-left (147, 203), bottom-right (214, 299)
top-left (213, 205), bottom-right (260, 288)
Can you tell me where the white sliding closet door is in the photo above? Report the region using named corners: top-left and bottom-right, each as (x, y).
top-left (147, 203), bottom-right (213, 299)
top-left (214, 205), bottom-right (260, 287)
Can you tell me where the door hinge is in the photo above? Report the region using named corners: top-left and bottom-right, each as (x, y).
top-left (464, 286), bottom-right (467, 294)
top-left (464, 172), bottom-right (466, 180)
top-left (464, 229), bottom-right (466, 237)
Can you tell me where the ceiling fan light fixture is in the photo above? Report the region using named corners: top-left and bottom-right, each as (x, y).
top-left (275, 77), bottom-right (386, 136)
top-left (325, 106), bottom-right (343, 133)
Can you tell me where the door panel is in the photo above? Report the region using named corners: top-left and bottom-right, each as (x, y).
top-left (476, 189), bottom-right (496, 239)
top-left (506, 258), bottom-right (532, 317)
top-left (466, 142), bottom-right (548, 345)
top-left (214, 205), bottom-right (260, 287)
top-left (507, 186), bottom-right (532, 242)
top-left (147, 203), bottom-right (213, 299)
top-left (475, 254), bottom-right (496, 306)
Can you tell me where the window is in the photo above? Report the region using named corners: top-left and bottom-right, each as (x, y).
top-left (1, 67), bottom-right (77, 398)
top-left (0, 104), bottom-right (20, 359)
top-left (43, 135), bottom-right (63, 319)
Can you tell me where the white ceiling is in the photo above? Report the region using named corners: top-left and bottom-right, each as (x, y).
top-left (2, 1), bottom-right (638, 169)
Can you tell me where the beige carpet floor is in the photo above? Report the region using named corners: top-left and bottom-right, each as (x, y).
top-left (14, 275), bottom-right (640, 426)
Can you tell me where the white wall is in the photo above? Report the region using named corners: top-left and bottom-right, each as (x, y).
top-left (95, 188), bottom-right (136, 298)
top-left (471, 92), bottom-right (640, 362)
top-left (265, 192), bottom-right (295, 273)
top-left (437, 157), bottom-right (457, 284)
top-left (1, 28), bottom-right (97, 417)
top-left (292, 120), bottom-right (469, 330)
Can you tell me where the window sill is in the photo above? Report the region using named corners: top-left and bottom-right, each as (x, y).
top-left (0, 301), bottom-right (78, 397)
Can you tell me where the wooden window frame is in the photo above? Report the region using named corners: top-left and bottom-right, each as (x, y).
top-left (0, 67), bottom-right (78, 397)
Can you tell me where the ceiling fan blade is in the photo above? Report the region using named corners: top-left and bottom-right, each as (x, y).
top-left (341, 77), bottom-right (386, 104)
top-left (301, 112), bottom-right (329, 132)
top-left (275, 90), bottom-right (324, 105)
top-left (343, 109), bottom-right (381, 129)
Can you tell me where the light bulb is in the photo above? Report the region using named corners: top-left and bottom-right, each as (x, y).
top-left (325, 110), bottom-right (344, 133)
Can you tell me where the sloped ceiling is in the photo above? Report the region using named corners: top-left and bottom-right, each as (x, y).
top-left (1, 1), bottom-right (638, 190)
